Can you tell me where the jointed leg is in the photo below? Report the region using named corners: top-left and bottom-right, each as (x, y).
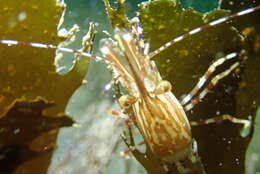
top-left (106, 109), bottom-right (135, 128)
top-left (120, 139), bottom-right (145, 157)
top-left (183, 60), bottom-right (243, 111)
top-left (190, 114), bottom-right (252, 137)
top-left (181, 51), bottom-right (248, 111)
top-left (120, 125), bottom-right (146, 158)
top-left (181, 52), bottom-right (239, 106)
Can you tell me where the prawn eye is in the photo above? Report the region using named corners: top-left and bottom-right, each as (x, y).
top-left (119, 95), bottom-right (137, 109)
top-left (154, 80), bottom-right (172, 95)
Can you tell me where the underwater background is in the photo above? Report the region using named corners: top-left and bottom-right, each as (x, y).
top-left (0, 0), bottom-right (259, 174)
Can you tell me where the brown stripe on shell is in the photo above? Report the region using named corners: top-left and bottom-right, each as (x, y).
top-left (133, 92), bottom-right (192, 157)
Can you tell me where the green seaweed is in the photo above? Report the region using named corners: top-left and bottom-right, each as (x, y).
top-left (103, 0), bottom-right (130, 28)
top-left (0, 0), bottom-right (89, 117)
top-left (245, 107), bottom-right (260, 174)
top-left (0, 0), bottom-right (92, 173)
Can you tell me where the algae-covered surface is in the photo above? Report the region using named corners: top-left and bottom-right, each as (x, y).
top-left (0, 0), bottom-right (89, 118)
top-left (0, 0), bottom-right (89, 173)
top-left (0, 0), bottom-right (259, 173)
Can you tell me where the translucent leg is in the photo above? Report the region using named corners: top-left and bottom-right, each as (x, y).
top-left (190, 114), bottom-right (252, 137)
top-left (181, 51), bottom-right (248, 111)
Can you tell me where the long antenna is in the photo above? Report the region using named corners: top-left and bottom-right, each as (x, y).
top-left (0, 39), bottom-right (104, 62)
top-left (148, 6), bottom-right (260, 59)
top-left (1, 6), bottom-right (259, 61)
